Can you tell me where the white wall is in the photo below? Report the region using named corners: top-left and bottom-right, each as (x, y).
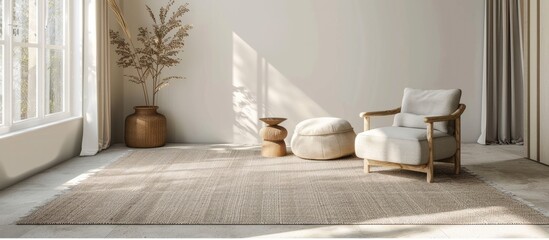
top-left (109, 6), bottom-right (125, 144)
top-left (0, 118), bottom-right (82, 189)
top-left (113, 0), bottom-right (485, 144)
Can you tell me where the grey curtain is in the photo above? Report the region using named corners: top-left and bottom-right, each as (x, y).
top-left (478, 0), bottom-right (524, 145)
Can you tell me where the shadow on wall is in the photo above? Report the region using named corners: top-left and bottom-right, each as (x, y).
top-left (232, 32), bottom-right (330, 144)
top-left (233, 86), bottom-right (262, 144)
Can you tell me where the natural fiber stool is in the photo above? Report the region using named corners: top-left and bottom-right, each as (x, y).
top-left (291, 117), bottom-right (356, 160)
top-left (259, 118), bottom-right (288, 157)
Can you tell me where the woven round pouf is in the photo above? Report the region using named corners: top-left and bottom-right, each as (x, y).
top-left (259, 118), bottom-right (288, 157)
top-left (291, 117), bottom-right (356, 160)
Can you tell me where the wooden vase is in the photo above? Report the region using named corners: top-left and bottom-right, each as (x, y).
top-left (125, 106), bottom-right (167, 148)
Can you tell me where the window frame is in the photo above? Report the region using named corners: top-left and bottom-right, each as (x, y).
top-left (0, 0), bottom-right (71, 136)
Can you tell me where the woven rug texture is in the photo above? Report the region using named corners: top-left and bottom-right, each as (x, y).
top-left (17, 148), bottom-right (549, 225)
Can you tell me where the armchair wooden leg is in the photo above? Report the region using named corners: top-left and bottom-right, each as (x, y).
top-left (364, 159), bottom-right (370, 174)
top-left (426, 163), bottom-right (434, 183)
top-left (427, 123), bottom-right (434, 183)
top-left (455, 117), bottom-right (461, 175)
top-left (454, 150), bottom-right (461, 175)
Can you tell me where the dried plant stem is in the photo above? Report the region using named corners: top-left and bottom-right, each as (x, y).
top-left (152, 65), bottom-right (159, 106)
top-left (125, 33), bottom-right (151, 106)
top-left (109, 0), bottom-right (192, 107)
top-left (152, 65), bottom-right (166, 106)
top-left (141, 81), bottom-right (149, 106)
top-left (107, 0), bottom-right (150, 105)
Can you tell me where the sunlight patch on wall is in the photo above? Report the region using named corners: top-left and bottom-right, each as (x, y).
top-left (265, 63), bottom-right (329, 119)
top-left (232, 32), bottom-right (329, 144)
top-left (233, 32), bottom-right (261, 144)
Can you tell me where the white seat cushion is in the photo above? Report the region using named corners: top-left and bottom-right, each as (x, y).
top-left (291, 118), bottom-right (356, 160)
top-left (355, 126), bottom-right (457, 165)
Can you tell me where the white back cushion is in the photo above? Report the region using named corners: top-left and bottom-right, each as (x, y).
top-left (393, 88), bottom-right (461, 133)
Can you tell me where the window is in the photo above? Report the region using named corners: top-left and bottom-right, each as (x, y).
top-left (0, 0), bottom-right (70, 135)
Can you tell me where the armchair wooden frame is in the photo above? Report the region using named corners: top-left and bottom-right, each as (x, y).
top-left (359, 104), bottom-right (466, 183)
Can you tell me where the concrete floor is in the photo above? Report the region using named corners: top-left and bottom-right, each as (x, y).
top-left (0, 143), bottom-right (548, 238)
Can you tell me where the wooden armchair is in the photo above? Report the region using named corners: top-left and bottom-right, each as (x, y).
top-left (355, 88), bottom-right (466, 183)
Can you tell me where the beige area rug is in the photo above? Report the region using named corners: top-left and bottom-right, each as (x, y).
top-left (18, 148), bottom-right (549, 225)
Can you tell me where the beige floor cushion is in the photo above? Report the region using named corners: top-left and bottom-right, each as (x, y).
top-left (355, 126), bottom-right (457, 165)
top-left (291, 118), bottom-right (356, 160)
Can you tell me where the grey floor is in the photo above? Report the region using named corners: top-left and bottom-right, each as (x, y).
top-left (0, 144), bottom-right (548, 238)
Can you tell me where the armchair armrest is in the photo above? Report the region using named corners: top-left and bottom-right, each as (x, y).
top-left (359, 107), bottom-right (401, 118)
top-left (424, 104), bottom-right (466, 123)
top-left (359, 107), bottom-right (401, 131)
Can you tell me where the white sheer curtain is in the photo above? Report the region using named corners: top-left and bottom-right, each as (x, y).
top-left (81, 0), bottom-right (112, 156)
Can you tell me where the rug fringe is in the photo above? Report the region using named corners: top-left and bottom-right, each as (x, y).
top-left (16, 150), bottom-right (134, 225)
top-left (463, 167), bottom-right (549, 218)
